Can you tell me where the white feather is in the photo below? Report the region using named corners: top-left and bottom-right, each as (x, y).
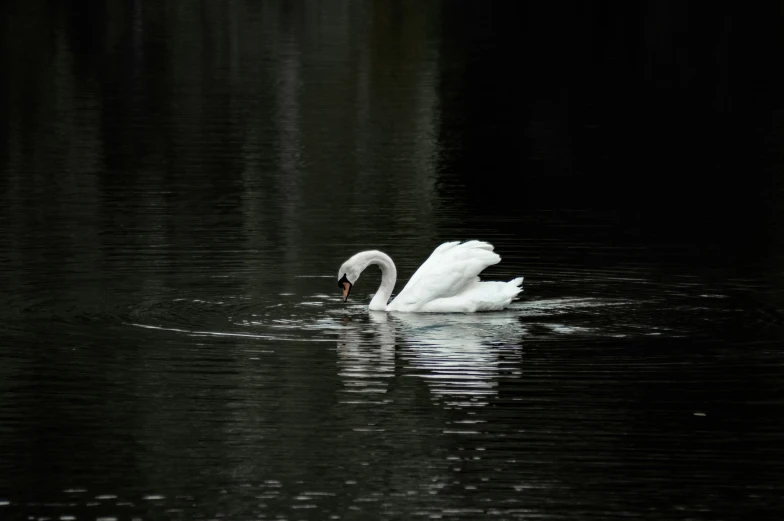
top-left (337, 241), bottom-right (524, 313)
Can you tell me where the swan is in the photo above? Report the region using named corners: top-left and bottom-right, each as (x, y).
top-left (337, 240), bottom-right (524, 312)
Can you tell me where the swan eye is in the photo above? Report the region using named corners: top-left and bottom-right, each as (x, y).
top-left (338, 274), bottom-right (350, 288)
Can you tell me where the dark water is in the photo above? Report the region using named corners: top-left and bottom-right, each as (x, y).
top-left (2, 1), bottom-right (784, 519)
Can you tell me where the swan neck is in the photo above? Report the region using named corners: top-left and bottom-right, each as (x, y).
top-left (366, 252), bottom-right (397, 311)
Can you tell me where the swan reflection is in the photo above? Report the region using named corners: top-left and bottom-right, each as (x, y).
top-left (336, 312), bottom-right (396, 402)
top-left (337, 311), bottom-right (524, 406)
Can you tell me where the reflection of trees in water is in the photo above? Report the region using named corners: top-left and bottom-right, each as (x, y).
top-left (337, 311), bottom-right (524, 407)
top-left (238, 0), bottom-right (443, 281)
top-left (1, 1), bottom-right (443, 281)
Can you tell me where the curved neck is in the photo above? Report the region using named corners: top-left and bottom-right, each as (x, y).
top-left (357, 251), bottom-right (397, 311)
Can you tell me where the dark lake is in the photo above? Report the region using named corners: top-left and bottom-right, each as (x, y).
top-left (1, 1), bottom-right (784, 519)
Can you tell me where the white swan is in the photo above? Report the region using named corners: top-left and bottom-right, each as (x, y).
top-left (337, 241), bottom-right (524, 312)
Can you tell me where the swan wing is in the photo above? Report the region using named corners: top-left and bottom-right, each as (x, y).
top-left (390, 241), bottom-right (500, 310)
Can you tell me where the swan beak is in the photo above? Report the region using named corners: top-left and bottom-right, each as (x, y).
top-left (341, 281), bottom-right (352, 302)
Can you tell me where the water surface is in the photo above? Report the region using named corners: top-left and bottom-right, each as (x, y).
top-left (1, 1), bottom-right (784, 520)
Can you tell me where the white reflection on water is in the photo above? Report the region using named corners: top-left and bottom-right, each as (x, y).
top-left (336, 312), bottom-right (396, 401)
top-left (337, 311), bottom-right (524, 406)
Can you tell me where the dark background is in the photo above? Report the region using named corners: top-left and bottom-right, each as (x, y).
top-left (1, 1), bottom-right (783, 520)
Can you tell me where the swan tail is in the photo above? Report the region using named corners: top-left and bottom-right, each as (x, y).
top-left (507, 276), bottom-right (524, 301)
top-left (454, 277), bottom-right (523, 312)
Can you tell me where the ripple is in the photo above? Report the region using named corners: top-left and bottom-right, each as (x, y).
top-left (0, 269), bottom-right (773, 351)
top-left (122, 293), bottom-right (352, 342)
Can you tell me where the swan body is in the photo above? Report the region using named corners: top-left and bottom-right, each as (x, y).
top-left (337, 241), bottom-right (523, 313)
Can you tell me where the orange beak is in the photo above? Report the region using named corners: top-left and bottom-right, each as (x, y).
top-left (341, 281), bottom-right (351, 302)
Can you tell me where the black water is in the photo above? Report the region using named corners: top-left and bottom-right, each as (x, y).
top-left (1, 1), bottom-right (784, 520)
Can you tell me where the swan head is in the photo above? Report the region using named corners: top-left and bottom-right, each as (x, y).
top-left (337, 261), bottom-right (360, 302)
top-left (338, 250), bottom-right (392, 303)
